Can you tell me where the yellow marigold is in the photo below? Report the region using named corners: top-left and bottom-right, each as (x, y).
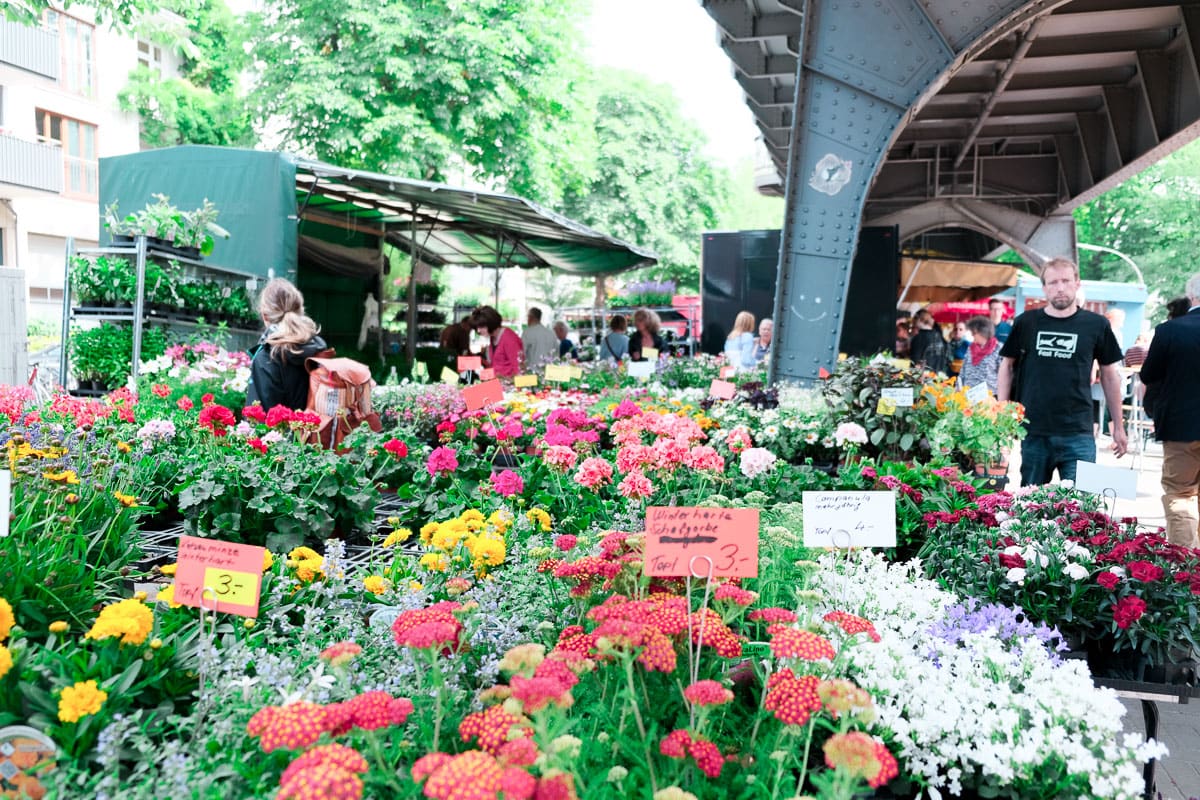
top-left (58, 679), bottom-right (107, 723)
top-left (0, 597), bottom-right (14, 642)
top-left (431, 526), bottom-right (468, 552)
top-left (419, 522), bottom-right (440, 544)
top-left (408, 580), bottom-right (424, 592)
top-left (382, 527), bottom-right (413, 547)
top-left (362, 575), bottom-right (388, 595)
top-left (419, 553), bottom-right (448, 572)
top-left (117, 441), bottom-right (132, 453)
top-left (49, 620), bottom-right (69, 634)
top-left (0, 644), bottom-right (12, 680)
top-left (155, 584), bottom-right (182, 609)
top-left (486, 509), bottom-right (513, 533)
top-left (262, 550), bottom-right (274, 571)
top-left (460, 509), bottom-right (485, 524)
top-left (293, 560), bottom-right (324, 583)
top-left (160, 563), bottom-right (178, 576)
top-left (525, 508), bottom-right (552, 532)
top-left (42, 469), bottom-right (80, 484)
top-left (467, 534), bottom-right (506, 570)
top-left (85, 598), bottom-right (154, 645)
top-left (288, 546), bottom-right (322, 562)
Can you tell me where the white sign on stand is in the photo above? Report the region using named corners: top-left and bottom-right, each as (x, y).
top-left (627, 361), bottom-right (655, 380)
top-left (802, 491), bottom-right (897, 547)
top-left (0, 470), bottom-right (9, 538)
top-left (1074, 461), bottom-right (1138, 500)
top-left (965, 383), bottom-right (989, 404)
top-left (880, 387), bottom-right (914, 407)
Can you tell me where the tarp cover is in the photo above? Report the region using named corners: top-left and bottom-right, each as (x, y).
top-left (99, 147), bottom-right (298, 279)
top-left (898, 257), bottom-right (1019, 303)
top-left (99, 146), bottom-right (657, 279)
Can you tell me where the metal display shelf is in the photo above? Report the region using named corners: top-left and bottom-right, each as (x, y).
top-left (59, 235), bottom-right (261, 391)
top-left (1093, 676), bottom-right (1200, 800)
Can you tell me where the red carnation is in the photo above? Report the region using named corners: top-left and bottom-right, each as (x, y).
top-left (998, 552), bottom-right (1026, 569)
top-left (1127, 561), bottom-right (1164, 583)
top-left (1096, 571), bottom-right (1121, 590)
top-left (1113, 596), bottom-right (1147, 629)
top-left (243, 404), bottom-right (267, 423)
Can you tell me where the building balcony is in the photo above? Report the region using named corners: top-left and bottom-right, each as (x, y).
top-left (0, 133), bottom-right (64, 194)
top-left (0, 19), bottom-right (60, 80)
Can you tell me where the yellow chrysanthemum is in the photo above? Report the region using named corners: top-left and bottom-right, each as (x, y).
top-left (419, 522), bottom-right (440, 544)
top-left (431, 526), bottom-right (468, 552)
top-left (0, 644), bottom-right (12, 680)
top-left (382, 527), bottom-right (413, 547)
top-left (57, 680), bottom-right (107, 723)
top-left (362, 575), bottom-right (388, 595)
top-left (159, 563), bottom-right (177, 576)
top-left (262, 551), bottom-right (274, 571)
top-left (288, 546), bottom-right (322, 562)
top-left (293, 560), bottom-right (324, 583)
top-left (408, 580), bottom-right (424, 592)
top-left (42, 469), bottom-right (80, 484)
top-left (113, 492), bottom-right (137, 507)
top-left (49, 620), bottom-right (69, 634)
top-left (85, 598), bottom-right (154, 645)
top-left (116, 441), bottom-right (132, 453)
top-left (155, 584), bottom-right (182, 609)
top-left (419, 553), bottom-right (448, 572)
top-left (467, 534), bottom-right (507, 569)
top-left (0, 597), bottom-right (14, 642)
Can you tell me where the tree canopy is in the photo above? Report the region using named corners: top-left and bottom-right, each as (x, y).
top-left (558, 70), bottom-right (727, 293)
top-left (247, 0), bottom-right (594, 206)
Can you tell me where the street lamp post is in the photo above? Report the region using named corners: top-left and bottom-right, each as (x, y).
top-left (1077, 242), bottom-right (1146, 287)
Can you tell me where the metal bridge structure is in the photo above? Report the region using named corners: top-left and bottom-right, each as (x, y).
top-left (702, 0), bottom-right (1200, 382)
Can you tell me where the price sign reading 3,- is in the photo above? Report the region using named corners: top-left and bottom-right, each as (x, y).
top-left (202, 567), bottom-right (259, 606)
top-left (643, 507), bottom-right (759, 578)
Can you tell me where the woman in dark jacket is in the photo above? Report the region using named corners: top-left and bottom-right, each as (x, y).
top-left (245, 278), bottom-right (327, 411)
top-left (628, 307), bottom-right (666, 362)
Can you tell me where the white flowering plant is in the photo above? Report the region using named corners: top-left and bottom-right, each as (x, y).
top-left (814, 551), bottom-right (1165, 800)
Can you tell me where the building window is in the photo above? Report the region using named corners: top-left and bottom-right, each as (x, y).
top-left (136, 40), bottom-right (164, 74)
top-left (45, 10), bottom-right (95, 96)
top-left (34, 109), bottom-right (98, 198)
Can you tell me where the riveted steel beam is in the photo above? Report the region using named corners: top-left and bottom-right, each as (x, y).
top-left (704, 0), bottom-right (804, 41)
top-left (721, 39), bottom-right (799, 79)
top-left (765, 0), bottom-right (1073, 384)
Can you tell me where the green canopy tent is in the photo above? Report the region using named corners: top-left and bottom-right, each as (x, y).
top-left (99, 145), bottom-right (657, 365)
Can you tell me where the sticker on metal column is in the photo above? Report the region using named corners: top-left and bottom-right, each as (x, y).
top-left (0, 725), bottom-right (56, 799)
top-left (809, 153), bottom-right (853, 196)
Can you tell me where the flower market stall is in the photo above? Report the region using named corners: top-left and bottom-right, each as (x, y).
top-left (0, 349), bottom-right (1196, 800)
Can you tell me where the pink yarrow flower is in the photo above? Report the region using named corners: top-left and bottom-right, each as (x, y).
top-left (683, 680), bottom-right (734, 707)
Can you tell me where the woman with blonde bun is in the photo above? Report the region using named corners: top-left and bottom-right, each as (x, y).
top-left (245, 278), bottom-right (327, 410)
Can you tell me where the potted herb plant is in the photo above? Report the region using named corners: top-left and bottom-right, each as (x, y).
top-left (104, 195), bottom-right (230, 258)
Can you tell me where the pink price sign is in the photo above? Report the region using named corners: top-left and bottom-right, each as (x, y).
top-left (174, 535), bottom-right (266, 618)
top-left (643, 507), bottom-right (759, 578)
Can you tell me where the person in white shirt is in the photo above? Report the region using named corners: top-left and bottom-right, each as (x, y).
top-left (522, 307), bottom-right (558, 368)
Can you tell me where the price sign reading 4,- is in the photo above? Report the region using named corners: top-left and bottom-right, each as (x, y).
top-left (174, 535), bottom-right (266, 618)
top-left (644, 507), bottom-right (759, 578)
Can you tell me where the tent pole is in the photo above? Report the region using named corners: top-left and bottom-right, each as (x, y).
top-left (897, 259), bottom-right (923, 307)
top-left (406, 205), bottom-right (419, 365)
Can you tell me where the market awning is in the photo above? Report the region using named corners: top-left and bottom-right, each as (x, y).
top-left (897, 257), bottom-right (1019, 304)
top-left (291, 158), bottom-right (657, 276)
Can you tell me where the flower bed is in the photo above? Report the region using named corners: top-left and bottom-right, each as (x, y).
top-left (0, 354), bottom-right (1185, 800)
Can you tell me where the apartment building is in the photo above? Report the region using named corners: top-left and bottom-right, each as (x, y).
top-left (0, 9), bottom-right (179, 323)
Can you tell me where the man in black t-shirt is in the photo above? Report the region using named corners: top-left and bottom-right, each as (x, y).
top-left (998, 258), bottom-right (1128, 486)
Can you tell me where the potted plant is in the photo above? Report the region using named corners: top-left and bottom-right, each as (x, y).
top-left (928, 393), bottom-right (1027, 482)
top-left (104, 195), bottom-right (230, 258)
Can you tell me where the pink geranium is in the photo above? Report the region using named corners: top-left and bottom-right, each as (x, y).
top-left (649, 437), bottom-right (689, 472)
top-left (426, 446), bottom-right (459, 477)
top-left (616, 444), bottom-right (653, 473)
top-left (618, 468), bottom-right (654, 500)
top-left (686, 445), bottom-right (725, 472)
top-left (542, 445), bottom-right (578, 472)
top-left (490, 470), bottom-right (525, 498)
top-left (574, 457), bottom-right (614, 489)
top-left (725, 428), bottom-right (753, 454)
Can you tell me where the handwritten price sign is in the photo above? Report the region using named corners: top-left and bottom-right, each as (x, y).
top-left (174, 535), bottom-right (266, 617)
top-left (644, 507), bottom-right (759, 578)
top-left (801, 492), bottom-right (896, 548)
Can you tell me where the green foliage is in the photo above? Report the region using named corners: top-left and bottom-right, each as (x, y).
top-left (70, 324), bottom-right (167, 388)
top-left (248, 0), bottom-right (594, 205)
top-left (1073, 138), bottom-right (1200, 318)
top-left (558, 70), bottom-right (728, 292)
top-left (1, 0), bottom-right (152, 27)
top-left (716, 156), bottom-right (785, 231)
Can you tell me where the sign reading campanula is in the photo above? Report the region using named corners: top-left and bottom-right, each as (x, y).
top-left (643, 506), bottom-right (759, 578)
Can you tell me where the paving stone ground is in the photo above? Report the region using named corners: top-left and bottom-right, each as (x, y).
top-left (1008, 438), bottom-right (1200, 799)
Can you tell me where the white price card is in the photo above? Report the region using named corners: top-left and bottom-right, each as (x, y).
top-left (966, 383), bottom-right (990, 404)
top-left (880, 387), bottom-right (914, 407)
top-left (802, 491), bottom-right (897, 548)
top-left (1075, 461), bottom-right (1138, 500)
top-left (0, 470), bottom-right (9, 538)
top-left (628, 360), bottom-right (655, 380)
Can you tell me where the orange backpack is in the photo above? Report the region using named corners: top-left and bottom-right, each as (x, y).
top-left (304, 350), bottom-right (382, 449)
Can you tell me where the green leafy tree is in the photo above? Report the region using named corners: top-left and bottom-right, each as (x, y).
top-left (717, 155), bottom-right (785, 231)
top-left (1074, 138), bottom-right (1200, 317)
top-left (2, 0), bottom-right (153, 27)
top-left (559, 69), bottom-right (728, 293)
top-left (117, 0), bottom-right (253, 147)
top-left (248, 0), bottom-right (594, 206)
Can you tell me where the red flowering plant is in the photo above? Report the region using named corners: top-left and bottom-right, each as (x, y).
top-left (920, 483), bottom-right (1200, 673)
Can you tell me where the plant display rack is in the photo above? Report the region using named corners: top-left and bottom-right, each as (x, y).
top-left (58, 235), bottom-right (260, 394)
top-left (560, 304), bottom-right (698, 358)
